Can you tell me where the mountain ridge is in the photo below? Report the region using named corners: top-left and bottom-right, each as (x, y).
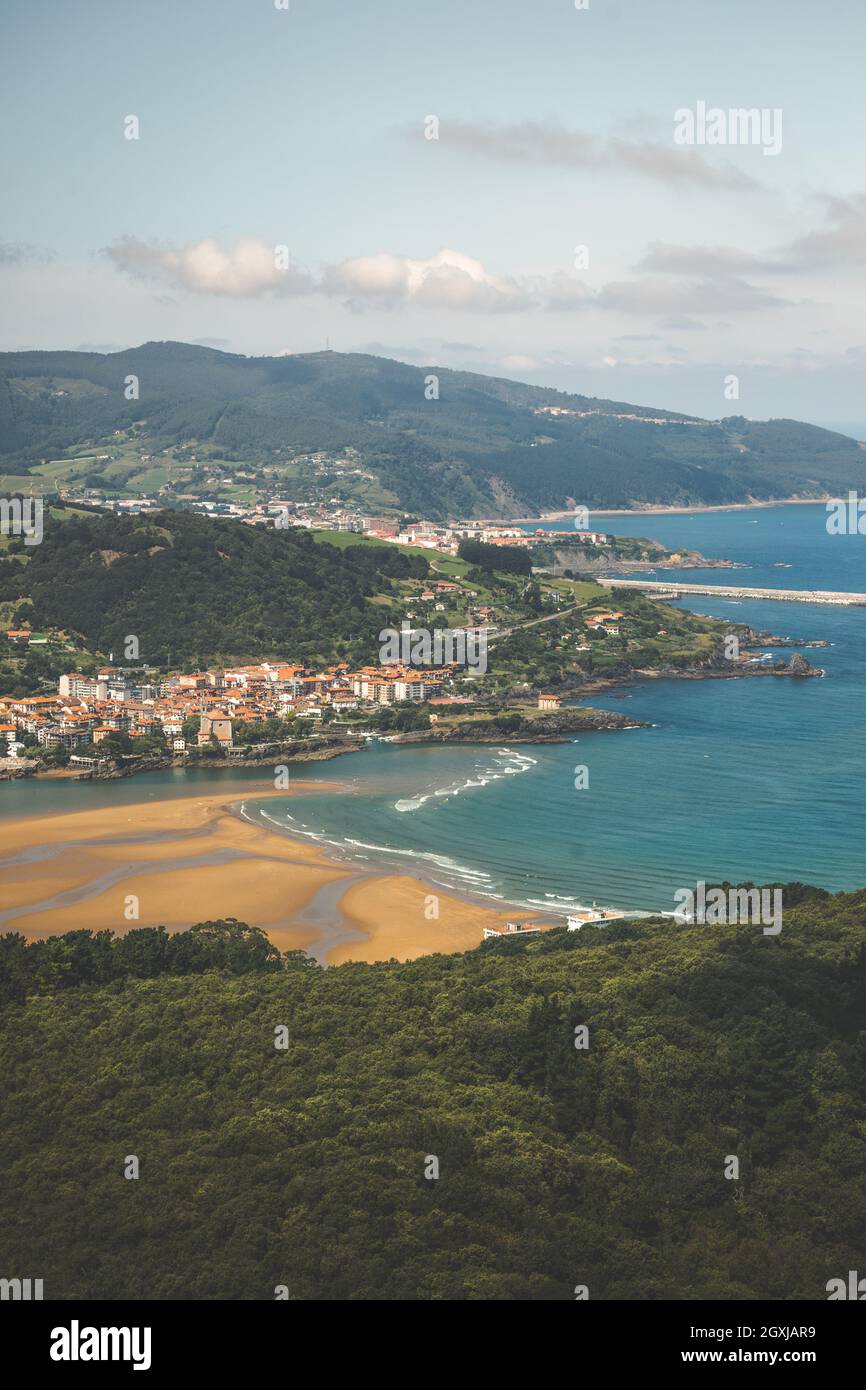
top-left (1, 341), bottom-right (863, 518)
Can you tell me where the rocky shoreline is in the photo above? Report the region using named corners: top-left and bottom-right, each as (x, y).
top-left (539, 650), bottom-right (822, 703)
top-left (549, 548), bottom-right (744, 576)
top-left (389, 707), bottom-right (649, 745)
top-left (0, 737), bottom-right (364, 783)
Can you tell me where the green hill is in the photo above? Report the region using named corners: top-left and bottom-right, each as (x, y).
top-left (0, 508), bottom-right (429, 668)
top-left (0, 506), bottom-right (754, 681)
top-left (2, 342), bottom-right (864, 516)
top-left (0, 888), bottom-right (863, 1299)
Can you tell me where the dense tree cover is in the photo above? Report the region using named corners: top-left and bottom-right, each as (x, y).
top-left (2, 344), bottom-right (864, 514)
top-left (457, 538), bottom-right (533, 574)
top-left (0, 920), bottom-right (299, 1003)
top-left (0, 633), bottom-right (95, 697)
top-left (0, 509), bottom-right (428, 666)
top-left (369, 703), bottom-right (432, 731)
top-left (0, 888), bottom-right (863, 1300)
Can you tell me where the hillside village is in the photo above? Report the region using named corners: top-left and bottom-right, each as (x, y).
top-left (0, 502), bottom-right (808, 774)
top-left (0, 658), bottom-right (455, 762)
top-left (55, 484), bottom-right (610, 555)
top-left (0, 587), bottom-right (669, 768)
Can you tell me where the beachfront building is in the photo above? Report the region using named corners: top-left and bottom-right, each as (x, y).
top-left (538, 693), bottom-right (562, 710)
top-left (482, 921), bottom-right (544, 939)
top-left (566, 908), bottom-right (624, 930)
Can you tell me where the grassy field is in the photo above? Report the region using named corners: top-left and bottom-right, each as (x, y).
top-left (311, 530), bottom-right (473, 579)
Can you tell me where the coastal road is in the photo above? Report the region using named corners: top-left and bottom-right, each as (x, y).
top-left (490, 602), bottom-right (585, 642)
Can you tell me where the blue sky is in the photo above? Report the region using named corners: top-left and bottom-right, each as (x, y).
top-left (2, 0), bottom-right (865, 429)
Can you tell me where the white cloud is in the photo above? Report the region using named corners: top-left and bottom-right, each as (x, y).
top-left (102, 236), bottom-right (314, 297)
top-left (96, 233), bottom-right (795, 328)
top-left (322, 248), bottom-right (533, 312)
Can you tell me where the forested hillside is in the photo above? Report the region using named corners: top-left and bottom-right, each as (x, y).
top-left (1, 890), bottom-right (863, 1300)
top-left (2, 343), bottom-right (864, 515)
top-left (0, 508), bottom-right (428, 666)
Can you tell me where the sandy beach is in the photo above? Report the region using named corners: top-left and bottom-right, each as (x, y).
top-left (0, 783), bottom-right (550, 964)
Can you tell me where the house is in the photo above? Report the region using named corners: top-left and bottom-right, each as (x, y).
top-left (538, 693), bottom-right (562, 711)
top-left (585, 612), bottom-right (622, 636)
top-left (483, 920), bottom-right (544, 939)
top-left (567, 908), bottom-right (624, 930)
top-left (586, 610), bottom-right (624, 625)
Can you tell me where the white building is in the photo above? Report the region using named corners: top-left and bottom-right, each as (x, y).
top-left (58, 674), bottom-right (109, 701)
top-left (567, 908), bottom-right (624, 930)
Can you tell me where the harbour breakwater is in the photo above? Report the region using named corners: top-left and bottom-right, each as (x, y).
top-left (598, 579), bottom-right (866, 605)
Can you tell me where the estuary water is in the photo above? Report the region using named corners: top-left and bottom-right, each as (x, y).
top-left (3, 503), bottom-right (865, 916)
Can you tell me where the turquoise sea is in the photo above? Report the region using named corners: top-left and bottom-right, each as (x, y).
top-left (2, 503), bottom-right (864, 916)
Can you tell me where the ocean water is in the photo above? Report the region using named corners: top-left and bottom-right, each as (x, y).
top-left (3, 503), bottom-right (865, 917)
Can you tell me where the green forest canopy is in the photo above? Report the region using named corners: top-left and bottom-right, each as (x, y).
top-left (0, 508), bottom-right (429, 667)
top-left (1, 887), bottom-right (863, 1300)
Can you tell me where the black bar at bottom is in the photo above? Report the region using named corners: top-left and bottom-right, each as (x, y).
top-left (1, 1298), bottom-right (860, 1374)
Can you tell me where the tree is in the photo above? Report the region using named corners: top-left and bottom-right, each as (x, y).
top-left (457, 539), bottom-right (533, 575)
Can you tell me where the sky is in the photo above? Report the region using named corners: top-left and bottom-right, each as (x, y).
top-left (2, 0), bottom-right (865, 431)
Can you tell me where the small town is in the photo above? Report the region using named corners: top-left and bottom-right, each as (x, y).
top-left (0, 655), bottom-right (582, 766)
top-left (0, 654), bottom-right (482, 762)
top-left (0, 590), bottom-right (679, 768)
top-left (56, 473), bottom-right (608, 553)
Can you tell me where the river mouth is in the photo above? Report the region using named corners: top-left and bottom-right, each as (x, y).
top-left (1, 505), bottom-right (862, 919)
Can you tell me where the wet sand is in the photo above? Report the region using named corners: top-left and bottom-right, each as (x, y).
top-left (0, 783), bottom-right (550, 963)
